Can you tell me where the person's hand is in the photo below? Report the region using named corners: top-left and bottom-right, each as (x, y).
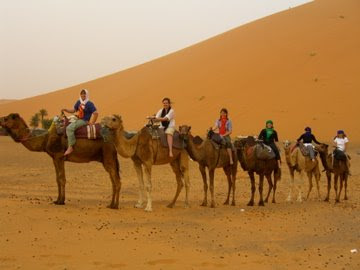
top-left (146, 116), bottom-right (155, 120)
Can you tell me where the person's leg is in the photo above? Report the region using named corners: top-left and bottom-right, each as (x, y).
top-left (166, 127), bottom-right (175, 157)
top-left (227, 148), bottom-right (234, 165)
top-left (225, 136), bottom-right (233, 165)
top-left (308, 145), bottom-right (315, 161)
top-left (64, 120), bottom-right (87, 155)
top-left (167, 134), bottom-right (173, 157)
top-left (269, 142), bottom-right (281, 166)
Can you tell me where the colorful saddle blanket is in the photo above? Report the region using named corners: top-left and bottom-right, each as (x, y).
top-left (58, 117), bottom-right (102, 139)
top-left (147, 126), bottom-right (184, 149)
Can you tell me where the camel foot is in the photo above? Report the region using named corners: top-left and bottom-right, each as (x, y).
top-left (247, 201), bottom-right (254, 206)
top-left (258, 201), bottom-right (265, 206)
top-left (183, 203), bottom-right (190, 209)
top-left (272, 199), bottom-right (276, 204)
top-left (264, 198), bottom-right (269, 203)
top-left (53, 200), bottom-right (65, 205)
top-left (231, 201), bottom-right (236, 206)
top-left (107, 204), bottom-right (119, 209)
top-left (134, 202), bottom-right (144, 209)
top-left (324, 197), bottom-right (329, 202)
top-left (144, 205), bottom-right (153, 212)
top-left (223, 200), bottom-right (229, 205)
top-left (344, 196), bottom-right (348, 200)
top-left (167, 203), bottom-right (175, 208)
top-left (200, 201), bottom-right (207, 207)
top-left (210, 202), bottom-right (216, 208)
top-left (335, 199), bottom-right (340, 203)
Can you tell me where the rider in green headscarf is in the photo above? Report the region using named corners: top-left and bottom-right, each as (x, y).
top-left (258, 120), bottom-right (281, 166)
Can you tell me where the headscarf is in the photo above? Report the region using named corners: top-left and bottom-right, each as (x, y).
top-left (265, 120), bottom-right (274, 140)
top-left (78, 89), bottom-right (89, 119)
top-left (305, 127), bottom-right (311, 134)
top-left (80, 89), bottom-right (89, 105)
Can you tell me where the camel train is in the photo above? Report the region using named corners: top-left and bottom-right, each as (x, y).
top-left (0, 102), bottom-right (351, 211)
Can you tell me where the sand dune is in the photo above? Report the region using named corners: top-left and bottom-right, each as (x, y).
top-left (0, 99), bottom-right (16, 105)
top-left (0, 0), bottom-right (359, 143)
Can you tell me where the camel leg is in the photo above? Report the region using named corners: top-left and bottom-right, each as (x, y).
top-left (314, 168), bottom-right (321, 201)
top-left (286, 169), bottom-right (295, 202)
top-left (209, 169), bottom-right (216, 208)
top-left (52, 158), bottom-right (62, 204)
top-left (102, 150), bottom-right (121, 209)
top-left (336, 175), bottom-right (344, 203)
top-left (53, 158), bottom-right (66, 205)
top-left (264, 174), bottom-right (273, 203)
top-left (133, 161), bottom-right (145, 208)
top-left (143, 164), bottom-right (153, 212)
top-left (223, 167), bottom-right (231, 205)
top-left (334, 174), bottom-right (339, 203)
top-left (258, 174), bottom-right (265, 206)
top-left (180, 153), bottom-right (190, 208)
top-left (199, 165), bottom-right (208, 206)
top-left (272, 173), bottom-right (277, 203)
top-left (167, 160), bottom-right (184, 208)
top-left (231, 166), bottom-right (236, 206)
top-left (296, 171), bottom-right (304, 202)
top-left (344, 173), bottom-right (348, 200)
top-left (324, 171), bottom-right (331, 202)
top-left (305, 172), bottom-right (313, 201)
top-left (247, 172), bottom-right (256, 206)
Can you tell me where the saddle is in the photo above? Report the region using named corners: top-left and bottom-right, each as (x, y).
top-left (146, 124), bottom-right (184, 149)
top-left (296, 143), bottom-right (318, 157)
top-left (333, 149), bottom-right (348, 161)
top-left (207, 129), bottom-right (234, 150)
top-left (55, 116), bottom-right (102, 140)
top-left (242, 136), bottom-right (275, 160)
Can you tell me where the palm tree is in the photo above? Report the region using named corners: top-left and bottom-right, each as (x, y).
top-left (30, 113), bottom-right (40, 128)
top-left (39, 109), bottom-right (48, 128)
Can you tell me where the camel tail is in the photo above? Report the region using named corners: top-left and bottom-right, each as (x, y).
top-left (274, 165), bottom-right (281, 182)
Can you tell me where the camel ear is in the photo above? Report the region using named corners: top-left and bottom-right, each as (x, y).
top-left (11, 113), bottom-right (19, 120)
top-left (188, 126), bottom-right (191, 131)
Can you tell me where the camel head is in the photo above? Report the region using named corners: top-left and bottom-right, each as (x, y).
top-left (179, 125), bottom-right (191, 137)
top-left (315, 143), bottom-right (329, 154)
top-left (283, 140), bottom-right (292, 150)
top-left (101, 115), bottom-right (124, 131)
top-left (0, 113), bottom-right (30, 142)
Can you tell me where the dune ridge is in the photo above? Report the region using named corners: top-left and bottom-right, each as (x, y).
top-left (0, 0), bottom-right (359, 142)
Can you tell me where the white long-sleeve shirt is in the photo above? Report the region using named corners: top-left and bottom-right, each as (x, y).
top-left (156, 108), bottom-right (175, 128)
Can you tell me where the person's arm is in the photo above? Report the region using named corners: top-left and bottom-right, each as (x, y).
top-left (157, 109), bottom-right (174, 122)
top-left (89, 111), bottom-right (98, 124)
top-left (212, 120), bottom-right (219, 131)
top-left (297, 134), bottom-right (304, 142)
top-left (312, 134), bottom-right (321, 145)
top-left (258, 129), bottom-right (265, 140)
top-left (61, 108), bottom-right (75, 114)
top-left (333, 138), bottom-right (338, 148)
top-left (221, 120), bottom-right (232, 137)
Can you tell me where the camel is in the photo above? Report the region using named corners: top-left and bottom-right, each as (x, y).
top-left (283, 140), bottom-right (321, 202)
top-left (315, 144), bottom-right (349, 202)
top-left (179, 125), bottom-right (237, 208)
top-left (101, 115), bottom-right (190, 212)
top-left (0, 113), bottom-right (121, 209)
top-left (234, 137), bottom-right (281, 206)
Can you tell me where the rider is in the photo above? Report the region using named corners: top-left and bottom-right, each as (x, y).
top-left (297, 127), bottom-right (322, 162)
top-left (211, 108), bottom-right (234, 165)
top-left (61, 89), bottom-right (98, 156)
top-left (147, 97), bottom-right (175, 157)
top-left (258, 120), bottom-right (281, 166)
top-left (334, 130), bottom-right (350, 172)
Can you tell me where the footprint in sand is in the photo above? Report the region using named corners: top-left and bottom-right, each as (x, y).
top-left (146, 259), bottom-right (177, 266)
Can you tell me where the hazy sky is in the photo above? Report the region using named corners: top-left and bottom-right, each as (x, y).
top-left (0, 0), bottom-right (311, 99)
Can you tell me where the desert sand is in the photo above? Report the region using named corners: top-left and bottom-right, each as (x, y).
top-left (0, 136), bottom-right (360, 269)
top-left (1, 0), bottom-right (360, 269)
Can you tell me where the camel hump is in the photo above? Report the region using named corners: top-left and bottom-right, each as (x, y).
top-left (193, 136), bottom-right (203, 145)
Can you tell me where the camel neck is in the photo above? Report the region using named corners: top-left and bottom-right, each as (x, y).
top-left (186, 135), bottom-right (204, 162)
top-left (114, 128), bottom-right (139, 158)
